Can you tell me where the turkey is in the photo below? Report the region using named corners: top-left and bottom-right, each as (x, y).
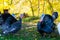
top-left (37, 12), bottom-right (58, 37)
top-left (0, 13), bottom-right (3, 25)
top-left (1, 14), bottom-right (23, 35)
top-left (1, 9), bottom-right (17, 30)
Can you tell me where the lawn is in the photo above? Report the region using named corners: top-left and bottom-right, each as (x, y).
top-left (0, 24), bottom-right (60, 40)
top-left (0, 17), bottom-right (60, 40)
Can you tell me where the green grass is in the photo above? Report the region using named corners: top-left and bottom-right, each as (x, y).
top-left (0, 17), bottom-right (60, 40)
top-left (0, 25), bottom-right (60, 40)
top-left (22, 16), bottom-right (39, 22)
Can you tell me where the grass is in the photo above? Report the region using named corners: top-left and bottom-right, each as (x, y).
top-left (0, 25), bottom-right (60, 40)
top-left (22, 16), bottom-right (39, 22)
top-left (0, 17), bottom-right (60, 40)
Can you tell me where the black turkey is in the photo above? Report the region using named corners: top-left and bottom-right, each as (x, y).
top-left (0, 13), bottom-right (3, 25)
top-left (37, 12), bottom-right (58, 37)
top-left (1, 14), bottom-right (23, 35)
